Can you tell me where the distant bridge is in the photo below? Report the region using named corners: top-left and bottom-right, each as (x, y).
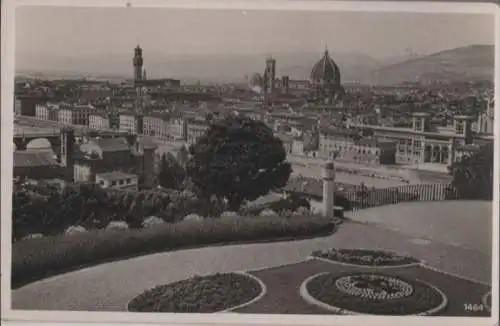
top-left (13, 122), bottom-right (128, 153)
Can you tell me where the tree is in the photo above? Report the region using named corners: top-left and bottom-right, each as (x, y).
top-left (186, 115), bottom-right (292, 211)
top-left (448, 142), bottom-right (493, 200)
top-left (177, 146), bottom-right (189, 167)
top-left (158, 153), bottom-right (186, 190)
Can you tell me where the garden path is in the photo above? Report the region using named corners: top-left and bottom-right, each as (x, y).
top-left (348, 200), bottom-right (492, 255)
top-left (12, 202), bottom-right (492, 312)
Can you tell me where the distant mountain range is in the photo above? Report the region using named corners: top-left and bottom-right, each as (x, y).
top-left (16, 44), bottom-right (493, 85)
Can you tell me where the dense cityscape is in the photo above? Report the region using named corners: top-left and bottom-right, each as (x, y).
top-left (13, 45), bottom-right (494, 190)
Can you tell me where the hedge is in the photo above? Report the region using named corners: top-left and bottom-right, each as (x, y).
top-left (12, 214), bottom-right (336, 289)
top-left (12, 181), bottom-right (214, 240)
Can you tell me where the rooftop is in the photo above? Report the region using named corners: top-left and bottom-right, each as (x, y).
top-left (14, 150), bottom-right (58, 168)
top-left (91, 137), bottom-right (130, 152)
top-left (96, 171), bottom-right (137, 181)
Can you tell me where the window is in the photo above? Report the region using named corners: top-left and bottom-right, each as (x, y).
top-left (414, 120), bottom-right (422, 130)
top-left (111, 181), bottom-right (117, 186)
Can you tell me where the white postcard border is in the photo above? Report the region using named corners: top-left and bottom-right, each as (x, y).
top-left (1, 1), bottom-right (499, 326)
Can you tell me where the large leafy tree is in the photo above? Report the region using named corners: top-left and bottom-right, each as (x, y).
top-left (186, 115), bottom-right (292, 210)
top-left (448, 142), bottom-right (494, 200)
top-left (158, 153), bottom-right (186, 190)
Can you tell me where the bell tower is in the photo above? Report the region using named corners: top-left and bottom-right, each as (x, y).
top-left (133, 45), bottom-right (143, 82)
top-left (265, 57), bottom-right (276, 95)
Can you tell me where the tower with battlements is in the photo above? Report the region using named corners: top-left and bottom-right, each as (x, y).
top-left (133, 45), bottom-right (143, 82)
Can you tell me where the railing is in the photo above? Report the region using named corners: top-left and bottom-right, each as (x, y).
top-left (342, 183), bottom-right (463, 211)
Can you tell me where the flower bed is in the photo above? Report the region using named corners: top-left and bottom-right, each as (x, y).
top-left (312, 248), bottom-right (419, 267)
top-left (127, 273), bottom-right (262, 313)
top-left (304, 272), bottom-right (446, 315)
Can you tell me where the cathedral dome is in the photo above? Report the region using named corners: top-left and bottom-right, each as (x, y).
top-left (310, 50), bottom-right (341, 85)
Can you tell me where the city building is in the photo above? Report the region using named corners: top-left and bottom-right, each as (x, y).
top-left (476, 96), bottom-right (495, 134)
top-left (167, 115), bottom-right (188, 140)
top-left (35, 103), bottom-right (60, 121)
top-left (186, 117), bottom-right (210, 145)
top-left (133, 45), bottom-right (144, 83)
top-left (95, 171), bottom-right (138, 190)
top-left (13, 150), bottom-right (62, 180)
top-left (119, 112), bottom-right (143, 134)
top-left (15, 94), bottom-right (50, 117)
top-left (137, 78), bottom-right (181, 88)
top-left (143, 113), bottom-right (169, 138)
top-left (89, 113), bottom-right (111, 130)
top-left (292, 136), bottom-right (305, 155)
top-left (309, 49), bottom-right (345, 104)
top-left (74, 135), bottom-right (157, 188)
top-left (263, 57), bottom-right (276, 101)
top-left (348, 112), bottom-right (493, 166)
top-left (277, 134), bottom-right (293, 154)
top-left (57, 104), bottom-right (95, 125)
top-left (317, 128), bottom-right (397, 165)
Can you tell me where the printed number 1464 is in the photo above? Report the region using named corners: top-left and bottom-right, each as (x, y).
top-left (463, 303), bottom-right (484, 312)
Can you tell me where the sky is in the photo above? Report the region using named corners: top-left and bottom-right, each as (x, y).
top-left (16, 6), bottom-right (494, 59)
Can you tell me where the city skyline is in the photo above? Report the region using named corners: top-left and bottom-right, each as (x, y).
top-left (16, 7), bottom-right (494, 60)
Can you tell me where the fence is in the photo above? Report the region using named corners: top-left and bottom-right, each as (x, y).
top-left (342, 183), bottom-right (462, 211)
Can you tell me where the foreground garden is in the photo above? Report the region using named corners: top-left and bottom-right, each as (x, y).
top-left (11, 117), bottom-right (494, 316)
top-left (125, 249), bottom-right (491, 317)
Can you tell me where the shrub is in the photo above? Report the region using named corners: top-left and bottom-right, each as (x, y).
top-left (12, 215), bottom-right (335, 288)
top-left (268, 196), bottom-right (311, 213)
top-left (11, 182), bottom-right (223, 239)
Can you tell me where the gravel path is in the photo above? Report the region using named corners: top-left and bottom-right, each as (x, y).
top-left (348, 201), bottom-right (492, 256)
top-left (11, 202), bottom-right (492, 312)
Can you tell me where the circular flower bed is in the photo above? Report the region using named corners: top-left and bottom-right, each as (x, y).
top-left (335, 274), bottom-right (413, 300)
top-left (303, 272), bottom-right (446, 315)
top-left (127, 272), bottom-right (263, 313)
top-left (312, 248), bottom-right (420, 267)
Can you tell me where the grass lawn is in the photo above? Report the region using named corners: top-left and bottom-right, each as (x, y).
top-left (12, 215), bottom-right (336, 289)
top-left (235, 258), bottom-right (491, 316)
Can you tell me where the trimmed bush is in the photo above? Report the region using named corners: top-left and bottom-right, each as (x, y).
top-left (183, 213), bottom-right (204, 222)
top-left (64, 225), bottom-right (87, 235)
top-left (12, 215), bottom-right (335, 288)
top-left (143, 216), bottom-right (164, 228)
top-left (106, 221), bottom-right (129, 230)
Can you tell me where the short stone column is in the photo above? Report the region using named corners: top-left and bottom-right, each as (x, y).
top-left (322, 161), bottom-right (336, 218)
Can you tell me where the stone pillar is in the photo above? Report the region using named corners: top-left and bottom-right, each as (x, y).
top-left (322, 161), bottom-right (336, 218)
top-left (448, 138), bottom-right (456, 164)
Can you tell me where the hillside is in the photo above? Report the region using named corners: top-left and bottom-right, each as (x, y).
top-left (16, 51), bottom-right (385, 84)
top-left (364, 45), bottom-right (494, 85)
top-left (16, 45), bottom-right (493, 85)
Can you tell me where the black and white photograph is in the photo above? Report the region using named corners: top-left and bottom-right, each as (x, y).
top-left (1, 1), bottom-right (498, 325)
